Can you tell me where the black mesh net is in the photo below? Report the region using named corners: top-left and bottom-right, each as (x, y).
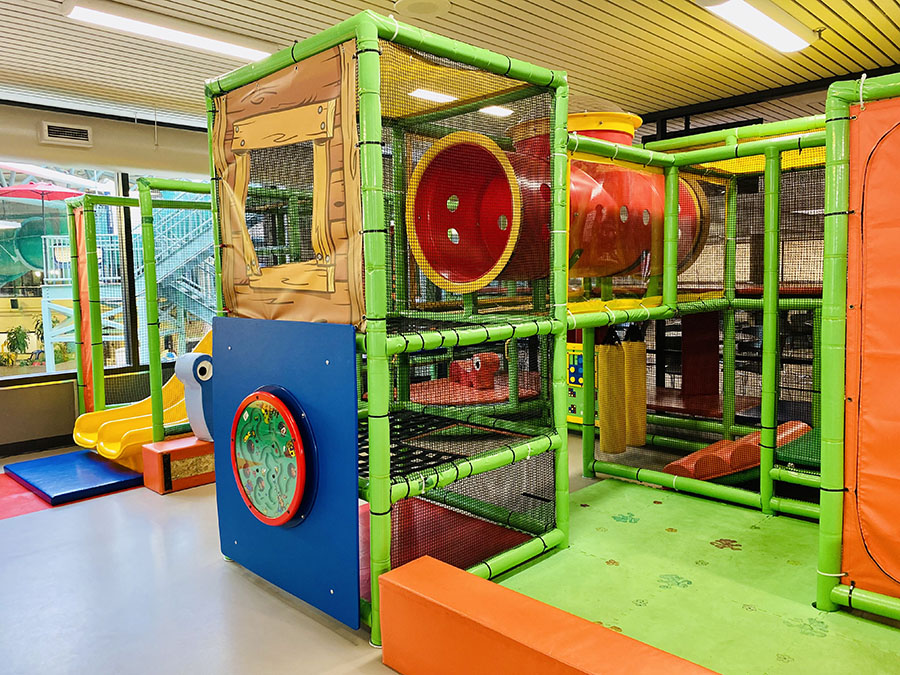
top-left (388, 449), bottom-right (556, 571)
top-left (379, 40), bottom-right (555, 336)
top-left (246, 144), bottom-right (316, 269)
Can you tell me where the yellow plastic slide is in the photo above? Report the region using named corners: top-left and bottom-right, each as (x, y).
top-left (73, 332), bottom-right (212, 471)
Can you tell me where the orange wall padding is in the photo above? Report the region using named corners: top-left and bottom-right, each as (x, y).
top-left (842, 98), bottom-right (900, 599)
top-left (379, 556), bottom-right (712, 674)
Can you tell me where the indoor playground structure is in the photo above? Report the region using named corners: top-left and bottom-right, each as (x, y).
top-left (9, 8), bottom-right (900, 671)
top-left (193, 12), bottom-right (900, 663)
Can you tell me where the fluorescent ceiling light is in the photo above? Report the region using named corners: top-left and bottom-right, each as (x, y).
top-left (480, 106), bottom-right (514, 117)
top-left (409, 88), bottom-right (457, 104)
top-left (695, 0), bottom-right (818, 52)
top-left (0, 220), bottom-right (22, 230)
top-left (63, 2), bottom-right (271, 61)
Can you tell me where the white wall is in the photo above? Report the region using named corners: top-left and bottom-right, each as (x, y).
top-left (0, 103), bottom-right (208, 176)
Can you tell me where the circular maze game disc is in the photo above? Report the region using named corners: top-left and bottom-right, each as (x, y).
top-left (231, 390), bottom-right (306, 526)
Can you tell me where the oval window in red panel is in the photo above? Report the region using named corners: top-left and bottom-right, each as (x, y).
top-left (231, 390), bottom-right (306, 526)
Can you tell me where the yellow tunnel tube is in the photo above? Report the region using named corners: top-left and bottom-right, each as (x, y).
top-left (72, 331), bottom-right (212, 472)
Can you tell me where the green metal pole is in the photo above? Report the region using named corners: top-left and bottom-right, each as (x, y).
top-left (674, 132), bottom-right (825, 167)
top-left (812, 306), bottom-right (822, 429)
top-left (662, 166), bottom-right (680, 308)
top-left (390, 433), bottom-right (560, 502)
top-left (581, 327), bottom-right (596, 478)
top-left (647, 413), bottom-right (756, 437)
top-left (356, 17), bottom-right (390, 647)
top-left (759, 148), bottom-right (781, 515)
top-left (507, 337), bottom-right (519, 406)
top-left (645, 434), bottom-right (707, 452)
top-left (816, 82), bottom-right (852, 612)
top-left (732, 297), bottom-right (821, 310)
top-left (830, 585), bottom-right (900, 621)
top-left (598, 277), bottom-right (613, 301)
top-left (723, 162), bottom-right (738, 441)
top-left (468, 528), bottom-right (565, 580)
top-left (770, 466), bottom-right (820, 489)
top-left (644, 115), bottom-right (825, 152)
top-left (550, 83), bottom-right (571, 548)
top-left (567, 133), bottom-right (674, 168)
top-left (82, 198), bottom-right (105, 411)
top-left (592, 462), bottom-right (760, 508)
top-left (136, 179), bottom-right (165, 442)
top-left (66, 202), bottom-right (86, 415)
top-left (205, 94), bottom-right (225, 316)
top-left (384, 317), bottom-right (560, 355)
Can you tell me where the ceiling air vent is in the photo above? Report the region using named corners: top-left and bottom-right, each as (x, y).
top-left (39, 121), bottom-right (93, 148)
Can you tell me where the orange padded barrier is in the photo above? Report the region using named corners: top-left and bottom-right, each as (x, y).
top-left (379, 556), bottom-right (712, 674)
top-left (142, 436), bottom-right (215, 494)
top-left (842, 99), bottom-right (900, 598)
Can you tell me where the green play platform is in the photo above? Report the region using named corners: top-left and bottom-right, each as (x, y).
top-left (500, 480), bottom-right (900, 674)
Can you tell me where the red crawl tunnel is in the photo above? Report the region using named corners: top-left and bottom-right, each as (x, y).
top-left (407, 131), bottom-right (549, 293)
top-left (406, 113), bottom-right (709, 294)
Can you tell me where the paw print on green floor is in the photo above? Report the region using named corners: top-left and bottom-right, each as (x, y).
top-left (695, 559), bottom-right (709, 566)
top-left (657, 574), bottom-right (692, 590)
top-left (612, 512), bottom-right (639, 523)
top-left (605, 559), bottom-right (619, 566)
top-left (784, 616), bottom-right (829, 638)
top-left (776, 654), bottom-right (794, 663)
top-left (710, 538), bottom-right (742, 550)
top-left (632, 599), bottom-right (648, 607)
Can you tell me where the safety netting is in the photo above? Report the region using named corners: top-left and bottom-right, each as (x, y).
top-left (379, 40), bottom-right (555, 335)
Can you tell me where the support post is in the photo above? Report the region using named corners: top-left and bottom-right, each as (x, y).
top-left (550, 83), bottom-right (571, 547)
top-left (816, 83), bottom-right (851, 612)
top-left (357, 18), bottom-right (391, 646)
top-left (136, 179), bottom-right (165, 442)
top-left (205, 94), bottom-right (226, 316)
top-left (662, 165), bottom-right (679, 308)
top-left (759, 148), bottom-right (781, 515)
top-left (581, 327), bottom-right (596, 478)
top-left (723, 142), bottom-right (738, 440)
top-left (66, 202), bottom-right (86, 415)
top-left (82, 199), bottom-right (105, 411)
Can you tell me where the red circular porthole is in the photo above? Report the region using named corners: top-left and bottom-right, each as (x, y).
top-left (230, 390), bottom-right (306, 526)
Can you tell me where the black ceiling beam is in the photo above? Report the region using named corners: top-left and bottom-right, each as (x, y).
top-left (638, 65), bottom-right (900, 124)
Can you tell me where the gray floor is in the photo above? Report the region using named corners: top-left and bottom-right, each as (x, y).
top-left (0, 437), bottom-right (594, 675)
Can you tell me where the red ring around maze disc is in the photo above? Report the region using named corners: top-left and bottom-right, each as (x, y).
top-left (230, 390), bottom-right (306, 527)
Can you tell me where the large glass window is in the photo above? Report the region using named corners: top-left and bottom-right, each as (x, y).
top-left (0, 162), bottom-right (117, 380)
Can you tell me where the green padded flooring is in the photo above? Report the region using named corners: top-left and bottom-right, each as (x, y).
top-left (499, 479), bottom-right (900, 674)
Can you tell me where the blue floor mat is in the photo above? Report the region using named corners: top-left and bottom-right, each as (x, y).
top-left (4, 450), bottom-right (142, 505)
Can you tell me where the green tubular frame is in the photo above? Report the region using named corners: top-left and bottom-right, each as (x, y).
top-left (66, 188), bottom-right (214, 428)
top-left (571, 119), bottom-right (826, 515)
top-left (135, 178), bottom-right (213, 442)
top-left (815, 73), bottom-right (900, 621)
top-left (758, 148), bottom-right (781, 515)
top-left (643, 115), bottom-right (825, 152)
top-left (65, 202), bottom-right (86, 414)
top-left (208, 11), bottom-right (568, 644)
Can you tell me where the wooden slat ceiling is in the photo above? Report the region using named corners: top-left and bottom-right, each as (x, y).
top-left (0, 0), bottom-right (898, 129)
